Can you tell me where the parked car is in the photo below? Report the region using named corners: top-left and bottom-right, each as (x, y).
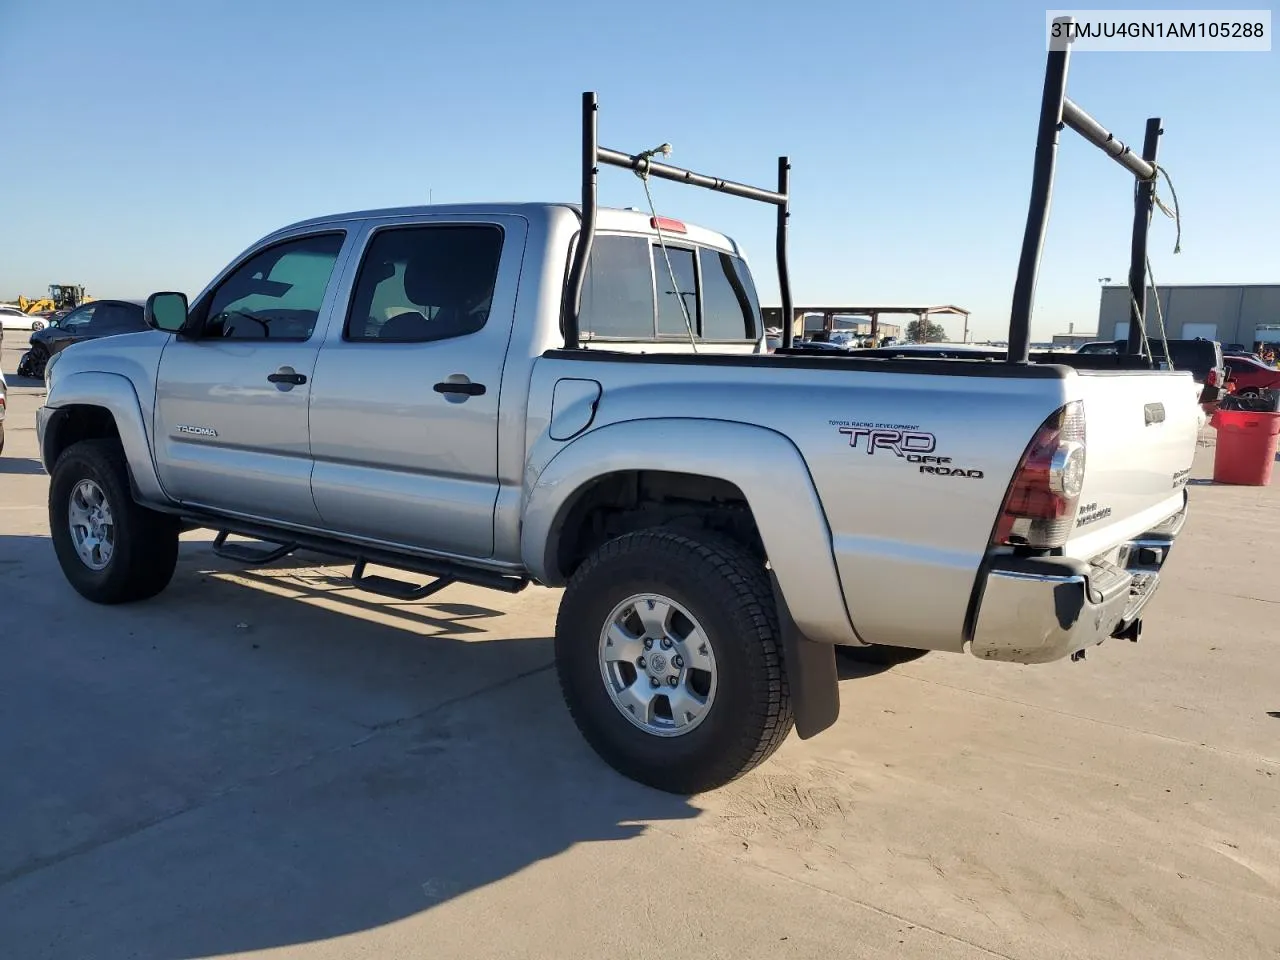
top-left (1224, 355), bottom-right (1280, 397)
top-left (16, 299), bottom-right (146, 379)
top-left (36, 196), bottom-right (1198, 794)
top-left (1075, 337), bottom-right (1226, 404)
top-left (0, 305), bottom-right (51, 332)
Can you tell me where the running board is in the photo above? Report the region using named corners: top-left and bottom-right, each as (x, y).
top-left (212, 530), bottom-right (297, 566)
top-left (351, 560), bottom-right (456, 601)
top-left (181, 513), bottom-right (529, 596)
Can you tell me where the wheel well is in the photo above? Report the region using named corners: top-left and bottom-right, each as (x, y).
top-left (43, 405), bottom-right (121, 469)
top-left (553, 470), bottom-right (764, 581)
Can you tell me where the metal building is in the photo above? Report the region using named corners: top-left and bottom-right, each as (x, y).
top-left (1097, 283), bottom-right (1280, 349)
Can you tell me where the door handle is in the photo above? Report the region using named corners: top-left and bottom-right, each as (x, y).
top-left (433, 380), bottom-right (486, 397)
top-left (268, 370), bottom-right (307, 386)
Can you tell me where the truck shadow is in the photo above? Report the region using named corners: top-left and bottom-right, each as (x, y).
top-left (835, 645), bottom-right (929, 680)
top-left (0, 535), bottom-right (697, 960)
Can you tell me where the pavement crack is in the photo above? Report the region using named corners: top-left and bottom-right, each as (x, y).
top-left (0, 660), bottom-right (554, 892)
top-left (653, 824), bottom-right (1023, 960)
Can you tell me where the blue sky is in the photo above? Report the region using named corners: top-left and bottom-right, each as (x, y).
top-left (1, 0), bottom-right (1275, 340)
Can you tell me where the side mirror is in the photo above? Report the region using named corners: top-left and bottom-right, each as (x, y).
top-left (145, 292), bottom-right (189, 333)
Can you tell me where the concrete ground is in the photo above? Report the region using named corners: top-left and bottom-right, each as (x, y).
top-left (1, 352), bottom-right (1277, 960)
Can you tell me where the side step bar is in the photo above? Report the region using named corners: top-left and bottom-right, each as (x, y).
top-left (212, 530), bottom-right (298, 565)
top-left (351, 560), bottom-right (456, 601)
top-left (185, 513), bottom-right (529, 596)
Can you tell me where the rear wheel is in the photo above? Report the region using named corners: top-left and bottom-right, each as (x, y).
top-left (555, 528), bottom-right (794, 794)
top-left (49, 439), bottom-right (180, 604)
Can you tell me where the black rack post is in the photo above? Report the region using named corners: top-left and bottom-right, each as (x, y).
top-left (1125, 118), bottom-right (1163, 357)
top-left (564, 91), bottom-right (599, 351)
top-left (1006, 17), bottom-right (1162, 365)
top-left (1007, 41), bottom-right (1071, 364)
top-left (563, 91), bottom-right (792, 351)
top-left (778, 157), bottom-right (794, 349)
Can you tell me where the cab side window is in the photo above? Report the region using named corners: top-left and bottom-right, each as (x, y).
top-left (60, 306), bottom-right (96, 332)
top-left (344, 225), bottom-right (504, 342)
top-left (202, 232), bottom-right (345, 341)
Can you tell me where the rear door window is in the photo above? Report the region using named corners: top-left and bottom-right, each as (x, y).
top-left (94, 302), bottom-right (145, 332)
top-left (345, 225), bottom-right (504, 342)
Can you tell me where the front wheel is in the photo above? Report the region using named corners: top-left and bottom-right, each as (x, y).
top-left (23, 345), bottom-right (49, 380)
top-left (555, 529), bottom-right (794, 794)
top-left (31, 319), bottom-right (46, 332)
top-left (49, 439), bottom-right (180, 604)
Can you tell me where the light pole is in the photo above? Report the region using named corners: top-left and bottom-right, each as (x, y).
top-left (1095, 278), bottom-right (1112, 343)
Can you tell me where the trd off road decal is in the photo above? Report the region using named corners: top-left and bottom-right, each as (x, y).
top-left (829, 420), bottom-right (984, 479)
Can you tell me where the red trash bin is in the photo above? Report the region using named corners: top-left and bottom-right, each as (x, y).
top-left (1210, 409), bottom-right (1280, 485)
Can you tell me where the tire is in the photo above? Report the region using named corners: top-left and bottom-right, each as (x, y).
top-left (25, 345), bottom-right (48, 380)
top-left (0, 422), bottom-right (5, 457)
top-left (31, 319), bottom-right (45, 332)
top-left (555, 528), bottom-right (794, 794)
top-left (49, 439), bottom-right (180, 604)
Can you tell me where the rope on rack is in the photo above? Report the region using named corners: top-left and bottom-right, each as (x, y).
top-left (635, 148), bottom-right (699, 353)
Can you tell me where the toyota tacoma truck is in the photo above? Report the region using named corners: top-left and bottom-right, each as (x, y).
top-left (35, 57), bottom-right (1199, 794)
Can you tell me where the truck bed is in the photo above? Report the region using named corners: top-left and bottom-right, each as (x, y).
top-left (533, 347), bottom-right (1198, 654)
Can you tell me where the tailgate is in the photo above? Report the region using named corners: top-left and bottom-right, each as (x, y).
top-left (1064, 370), bottom-right (1198, 561)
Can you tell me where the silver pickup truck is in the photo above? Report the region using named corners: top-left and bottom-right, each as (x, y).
top-left (35, 60), bottom-right (1199, 793)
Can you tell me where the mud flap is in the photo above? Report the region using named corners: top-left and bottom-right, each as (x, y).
top-left (769, 571), bottom-right (840, 739)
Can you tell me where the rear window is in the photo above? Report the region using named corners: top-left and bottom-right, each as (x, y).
top-left (578, 235), bottom-right (656, 339)
top-left (699, 247), bottom-right (760, 340)
top-left (576, 234), bottom-right (760, 342)
top-left (654, 246), bottom-right (698, 338)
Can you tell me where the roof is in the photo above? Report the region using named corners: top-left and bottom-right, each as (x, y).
top-left (269, 202), bottom-right (745, 257)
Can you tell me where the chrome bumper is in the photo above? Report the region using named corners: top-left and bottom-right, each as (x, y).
top-left (969, 498), bottom-right (1187, 664)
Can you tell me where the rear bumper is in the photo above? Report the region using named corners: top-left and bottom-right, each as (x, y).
top-left (969, 495), bottom-right (1187, 664)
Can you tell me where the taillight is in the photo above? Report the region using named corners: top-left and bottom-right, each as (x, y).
top-left (993, 401), bottom-right (1086, 550)
top-left (1206, 368), bottom-right (1219, 387)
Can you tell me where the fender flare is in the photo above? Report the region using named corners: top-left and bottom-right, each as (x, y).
top-left (42, 371), bottom-right (167, 503)
top-left (521, 417), bottom-right (859, 648)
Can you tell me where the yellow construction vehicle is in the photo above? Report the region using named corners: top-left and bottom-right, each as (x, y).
top-left (18, 284), bottom-right (92, 315)
top-left (17, 295), bottom-right (55, 314)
